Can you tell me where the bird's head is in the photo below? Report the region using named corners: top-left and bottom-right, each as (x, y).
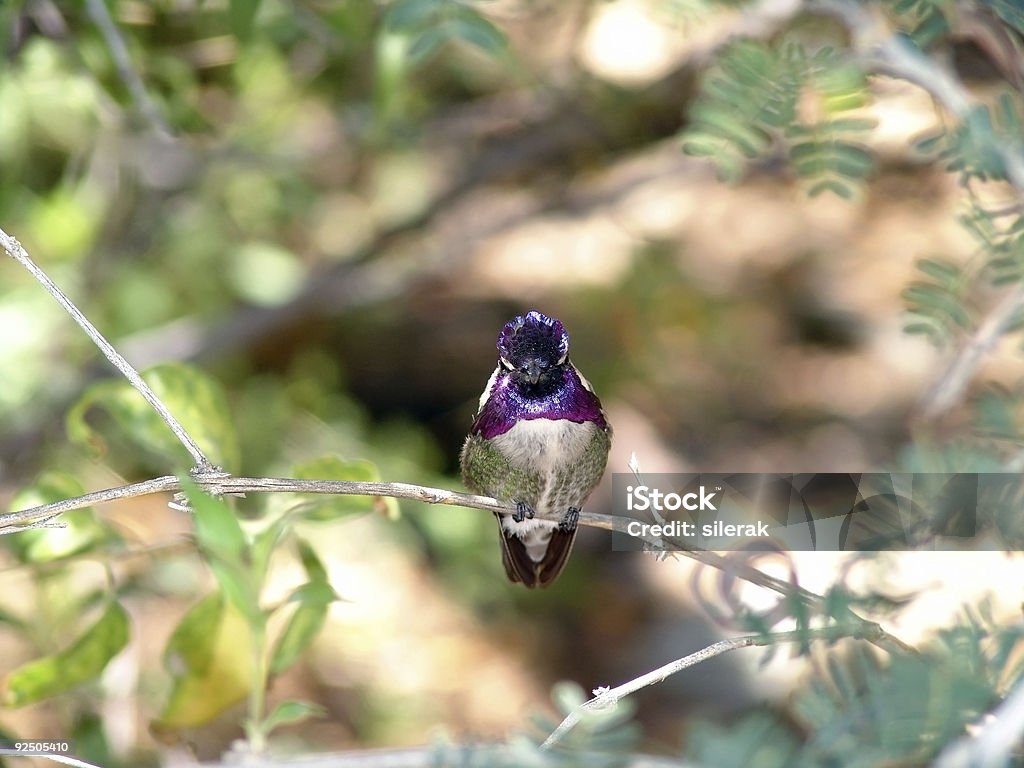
top-left (496, 310), bottom-right (570, 392)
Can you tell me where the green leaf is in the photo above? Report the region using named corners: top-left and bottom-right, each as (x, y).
top-left (296, 537), bottom-right (328, 583)
top-left (689, 103), bottom-right (769, 158)
top-left (184, 479), bottom-right (247, 567)
top-left (0, 726), bottom-right (17, 768)
top-left (974, 386), bottom-right (1020, 439)
top-left (686, 712), bottom-right (800, 768)
top-left (163, 592), bottom-right (223, 674)
top-left (984, 0), bottom-right (1024, 34)
top-left (820, 65), bottom-right (868, 104)
top-left (183, 480), bottom-right (262, 628)
top-left (916, 258), bottom-right (961, 285)
top-left (70, 712), bottom-right (113, 768)
top-left (681, 136), bottom-right (746, 181)
top-left (252, 513), bottom-right (293, 586)
top-left (154, 593), bottom-right (253, 733)
top-left (449, 10), bottom-right (507, 56)
top-left (262, 699), bottom-right (327, 735)
top-left (807, 178), bottom-right (853, 199)
top-left (229, 0), bottom-right (261, 40)
top-left (384, 0), bottom-right (442, 30)
top-left (292, 456), bottom-right (399, 521)
top-left (830, 143), bottom-right (873, 178)
top-left (269, 580), bottom-right (336, 676)
top-left (790, 140), bottom-right (873, 187)
top-left (795, 642), bottom-right (993, 764)
top-left (827, 117), bottom-right (879, 133)
top-left (408, 26), bottom-right (451, 64)
top-left (680, 39), bottom-right (797, 180)
top-left (0, 607), bottom-right (26, 630)
top-left (902, 283), bottom-right (971, 329)
top-left (7, 471), bottom-right (118, 563)
top-left (903, 321), bottom-right (942, 338)
top-left (2, 602), bottom-right (130, 707)
top-left (67, 363), bottom-right (240, 471)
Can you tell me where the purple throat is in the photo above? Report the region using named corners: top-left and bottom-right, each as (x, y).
top-left (472, 366), bottom-right (606, 439)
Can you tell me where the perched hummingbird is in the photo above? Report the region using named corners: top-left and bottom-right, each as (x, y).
top-left (460, 310), bottom-right (612, 588)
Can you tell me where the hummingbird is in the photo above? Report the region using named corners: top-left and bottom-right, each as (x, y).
top-left (460, 310), bottom-right (612, 588)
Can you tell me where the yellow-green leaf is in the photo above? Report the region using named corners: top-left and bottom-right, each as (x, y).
top-left (2, 602), bottom-right (130, 707)
top-left (262, 699), bottom-right (326, 735)
top-left (184, 479), bottom-right (247, 567)
top-left (269, 580), bottom-right (335, 677)
top-left (154, 593), bottom-right (253, 732)
top-left (252, 514), bottom-right (292, 586)
top-left (66, 363), bottom-right (240, 471)
top-left (183, 480), bottom-right (262, 629)
top-left (296, 537), bottom-right (328, 583)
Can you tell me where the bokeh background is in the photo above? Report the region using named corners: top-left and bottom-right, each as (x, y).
top-left (1, 0), bottom-right (1022, 764)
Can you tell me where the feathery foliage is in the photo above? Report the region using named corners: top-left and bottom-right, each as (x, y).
top-left (683, 41), bottom-right (875, 196)
top-left (884, 0), bottom-right (951, 48)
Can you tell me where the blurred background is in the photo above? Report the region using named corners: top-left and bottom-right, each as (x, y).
top-left (1, 0), bottom-right (1022, 764)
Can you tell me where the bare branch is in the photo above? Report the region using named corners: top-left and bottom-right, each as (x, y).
top-left (541, 623), bottom-right (885, 750)
top-left (84, 0), bottom-right (171, 136)
top-left (0, 469), bottom-right (911, 662)
top-left (0, 228), bottom-right (214, 471)
top-left (198, 745), bottom-right (688, 768)
top-left (15, 754), bottom-right (105, 768)
top-left (919, 281), bottom-right (1024, 419)
top-left (0, 473), bottom-right (826, 608)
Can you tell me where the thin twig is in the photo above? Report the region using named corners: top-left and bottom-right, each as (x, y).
top-left (0, 476), bottom-right (509, 532)
top-left (0, 228), bottom-right (214, 471)
top-left (919, 281), bottom-right (1024, 419)
top-left (1, 754), bottom-right (105, 768)
top-left (0, 473), bottom-right (836, 609)
top-left (84, 0), bottom-right (171, 136)
top-left (199, 746), bottom-right (689, 768)
top-left (0, 470), bottom-right (912, 658)
top-left (541, 623), bottom-right (884, 750)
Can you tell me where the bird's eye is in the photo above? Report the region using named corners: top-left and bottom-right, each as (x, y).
top-left (499, 357), bottom-right (515, 370)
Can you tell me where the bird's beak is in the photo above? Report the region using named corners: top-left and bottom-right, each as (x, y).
top-left (525, 360), bottom-right (543, 385)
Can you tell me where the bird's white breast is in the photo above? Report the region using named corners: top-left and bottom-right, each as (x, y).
top-left (493, 417), bottom-right (600, 549)
top-left (489, 417), bottom-right (598, 471)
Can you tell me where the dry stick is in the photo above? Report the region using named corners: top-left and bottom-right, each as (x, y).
top-left (807, 0), bottom-right (1024, 420)
top-left (0, 474), bottom-right (813, 601)
top-left (0, 228), bottom-right (214, 471)
top-left (4, 755), bottom-right (104, 768)
top-left (920, 281), bottom-right (1024, 419)
top-left (84, 0), bottom-right (171, 137)
top-left (0, 471), bottom-right (910, 659)
top-left (199, 746), bottom-right (686, 768)
top-left (541, 623), bottom-right (884, 750)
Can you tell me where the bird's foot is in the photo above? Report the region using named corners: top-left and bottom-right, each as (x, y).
top-left (513, 501), bottom-right (535, 523)
top-left (559, 507), bottom-right (580, 533)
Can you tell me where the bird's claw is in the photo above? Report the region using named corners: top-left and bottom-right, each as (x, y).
top-left (559, 507), bottom-right (580, 533)
top-left (514, 501), bottom-right (535, 523)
